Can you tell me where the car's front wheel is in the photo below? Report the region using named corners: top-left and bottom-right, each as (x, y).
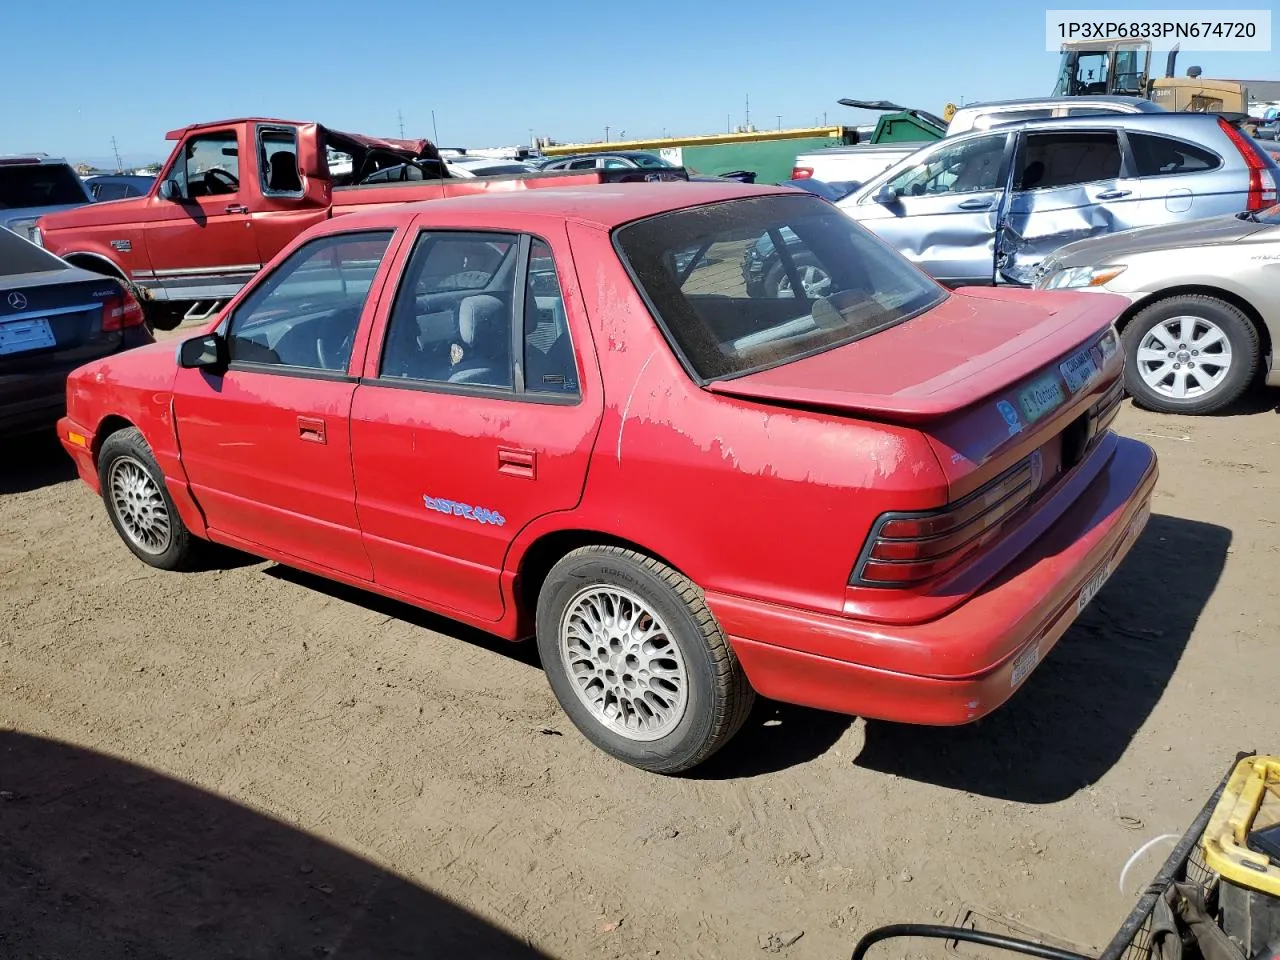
top-left (98, 427), bottom-right (202, 570)
top-left (1122, 295), bottom-right (1260, 415)
top-left (536, 546), bottom-right (755, 774)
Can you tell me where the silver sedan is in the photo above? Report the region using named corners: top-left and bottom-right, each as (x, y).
top-left (1034, 204), bottom-right (1280, 414)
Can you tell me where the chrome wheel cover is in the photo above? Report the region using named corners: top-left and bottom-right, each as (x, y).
top-left (558, 586), bottom-right (688, 742)
top-left (108, 456), bottom-right (172, 555)
top-left (1136, 315), bottom-right (1232, 400)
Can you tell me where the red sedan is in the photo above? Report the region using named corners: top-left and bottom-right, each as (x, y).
top-left (58, 183), bottom-right (1157, 773)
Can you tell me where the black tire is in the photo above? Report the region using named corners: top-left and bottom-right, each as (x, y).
top-left (764, 251), bottom-right (830, 299)
top-left (535, 546), bottom-right (755, 774)
top-left (97, 427), bottom-right (202, 571)
top-left (145, 301), bottom-right (185, 332)
top-left (1121, 295), bottom-right (1260, 415)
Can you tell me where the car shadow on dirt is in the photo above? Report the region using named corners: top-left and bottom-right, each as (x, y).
top-left (0, 730), bottom-right (549, 959)
top-left (853, 513), bottom-right (1230, 804)
top-left (1, 431), bottom-right (77, 495)
top-left (264, 566), bottom-right (545, 670)
top-left (268, 567), bottom-right (851, 776)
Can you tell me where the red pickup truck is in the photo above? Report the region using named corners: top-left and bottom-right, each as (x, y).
top-left (34, 118), bottom-right (683, 329)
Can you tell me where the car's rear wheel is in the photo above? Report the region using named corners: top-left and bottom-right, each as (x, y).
top-left (1122, 295), bottom-right (1260, 415)
top-left (98, 427), bottom-right (201, 570)
top-left (535, 546), bottom-right (755, 774)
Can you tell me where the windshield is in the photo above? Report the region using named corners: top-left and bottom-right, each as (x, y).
top-left (0, 163), bottom-right (90, 210)
top-left (632, 154), bottom-right (671, 169)
top-left (614, 193), bottom-right (945, 381)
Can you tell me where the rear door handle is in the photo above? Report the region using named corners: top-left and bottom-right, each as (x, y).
top-left (498, 447), bottom-right (536, 479)
top-left (957, 197), bottom-right (994, 210)
top-left (298, 416), bottom-right (327, 444)
top-left (1095, 190), bottom-right (1132, 199)
top-left (225, 203), bottom-right (249, 214)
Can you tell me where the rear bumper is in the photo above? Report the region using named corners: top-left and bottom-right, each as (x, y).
top-left (708, 434), bottom-right (1158, 725)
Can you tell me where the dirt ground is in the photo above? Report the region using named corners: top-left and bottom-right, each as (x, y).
top-left (2, 365), bottom-right (1279, 959)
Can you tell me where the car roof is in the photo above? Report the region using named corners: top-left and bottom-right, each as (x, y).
top-left (316, 182), bottom-right (794, 234)
top-left (954, 95), bottom-right (1156, 111)
top-left (948, 110), bottom-right (1229, 138)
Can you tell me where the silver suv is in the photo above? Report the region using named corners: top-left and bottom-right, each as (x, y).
top-left (0, 155), bottom-right (92, 243)
top-left (836, 111), bottom-right (1279, 286)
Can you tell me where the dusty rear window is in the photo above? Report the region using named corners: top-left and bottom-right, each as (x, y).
top-left (613, 193), bottom-right (944, 381)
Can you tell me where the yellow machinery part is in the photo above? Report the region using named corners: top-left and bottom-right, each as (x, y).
top-left (1202, 754), bottom-right (1280, 897)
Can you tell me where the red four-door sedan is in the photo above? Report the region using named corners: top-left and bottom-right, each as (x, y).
top-left (58, 182), bottom-right (1157, 773)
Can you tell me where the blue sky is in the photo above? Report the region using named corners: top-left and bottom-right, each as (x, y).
top-left (1, 0), bottom-right (1274, 167)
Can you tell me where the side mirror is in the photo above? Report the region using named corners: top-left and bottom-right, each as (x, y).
top-left (873, 184), bottom-right (900, 205)
top-left (177, 332), bottom-right (227, 370)
top-left (159, 180), bottom-right (183, 202)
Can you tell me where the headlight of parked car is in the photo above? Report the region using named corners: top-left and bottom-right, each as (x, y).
top-left (1036, 265), bottom-right (1126, 290)
top-left (28, 226), bottom-right (42, 247)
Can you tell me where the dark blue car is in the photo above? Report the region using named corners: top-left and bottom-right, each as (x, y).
top-left (0, 226), bottom-right (152, 437)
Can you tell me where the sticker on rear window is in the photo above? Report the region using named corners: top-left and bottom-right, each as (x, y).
top-left (996, 400), bottom-right (1023, 435)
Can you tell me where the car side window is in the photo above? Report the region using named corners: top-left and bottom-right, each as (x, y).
top-left (167, 131), bottom-right (240, 200)
top-left (569, 158), bottom-right (598, 170)
top-left (226, 230), bottom-right (394, 373)
top-left (1126, 132), bottom-right (1221, 177)
top-left (523, 239), bottom-right (579, 395)
top-left (259, 126), bottom-right (302, 197)
top-left (379, 231), bottom-right (520, 389)
top-left (1016, 131), bottom-right (1121, 191)
top-left (886, 134), bottom-right (1007, 197)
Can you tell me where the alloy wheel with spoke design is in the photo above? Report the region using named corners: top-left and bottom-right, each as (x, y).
top-left (776, 263), bottom-right (832, 299)
top-left (558, 585), bottom-right (688, 742)
top-left (108, 455), bottom-right (173, 555)
top-left (1135, 314), bottom-right (1232, 401)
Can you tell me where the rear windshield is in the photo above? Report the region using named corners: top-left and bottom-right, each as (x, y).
top-left (614, 193), bottom-right (945, 380)
top-left (0, 163), bottom-right (89, 210)
top-left (0, 225), bottom-right (72, 275)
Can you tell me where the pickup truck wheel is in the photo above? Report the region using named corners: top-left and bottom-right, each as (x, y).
top-left (1122, 295), bottom-right (1259, 415)
top-left (536, 546), bottom-right (755, 774)
top-left (145, 302), bottom-right (185, 332)
top-left (98, 427), bottom-right (201, 571)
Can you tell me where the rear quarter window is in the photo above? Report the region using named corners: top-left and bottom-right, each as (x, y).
top-left (1126, 132), bottom-right (1222, 177)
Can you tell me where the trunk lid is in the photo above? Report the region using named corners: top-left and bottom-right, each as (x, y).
top-left (707, 286), bottom-right (1126, 501)
top-left (0, 268), bottom-right (126, 374)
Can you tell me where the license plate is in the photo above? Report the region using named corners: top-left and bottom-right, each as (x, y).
top-left (0, 317), bottom-right (56, 356)
top-left (1010, 640), bottom-right (1041, 688)
top-left (1059, 348), bottom-right (1100, 394)
top-left (1076, 560), bottom-right (1113, 614)
top-left (1019, 374), bottom-right (1065, 424)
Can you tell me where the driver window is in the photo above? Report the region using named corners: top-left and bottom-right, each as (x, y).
top-left (886, 134), bottom-right (1007, 197)
top-left (227, 230), bottom-right (394, 373)
top-left (170, 131), bottom-right (240, 200)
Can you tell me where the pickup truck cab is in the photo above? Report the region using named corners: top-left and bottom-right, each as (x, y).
top-left (0, 154), bottom-right (93, 242)
top-left (34, 118), bottom-right (685, 329)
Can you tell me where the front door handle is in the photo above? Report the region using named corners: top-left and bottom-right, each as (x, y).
top-left (957, 197), bottom-right (994, 210)
top-left (498, 447), bottom-right (536, 479)
top-left (225, 203), bottom-right (249, 214)
top-left (298, 416), bottom-right (327, 444)
top-left (1095, 189), bottom-right (1132, 200)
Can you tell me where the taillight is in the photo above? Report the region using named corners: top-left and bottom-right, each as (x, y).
top-left (853, 455), bottom-right (1041, 587)
top-left (102, 287), bottom-right (146, 331)
top-left (791, 166), bottom-right (814, 180)
top-left (1219, 116), bottom-right (1278, 211)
